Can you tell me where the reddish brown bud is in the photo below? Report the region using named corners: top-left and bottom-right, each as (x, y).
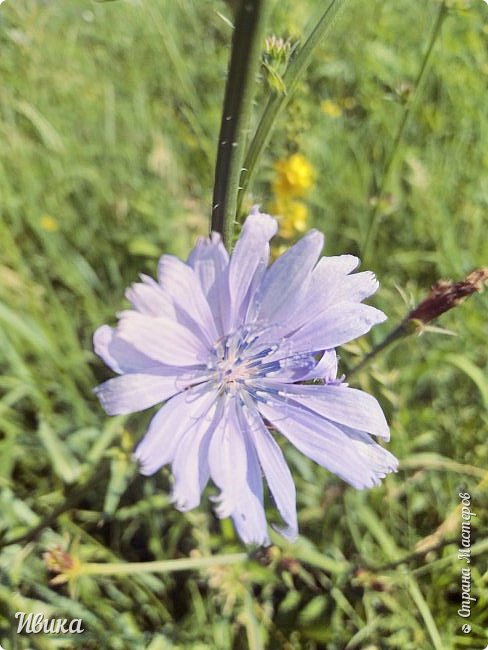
top-left (407, 268), bottom-right (488, 324)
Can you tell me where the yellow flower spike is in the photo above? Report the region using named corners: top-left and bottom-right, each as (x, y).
top-left (40, 214), bottom-right (59, 232)
top-left (273, 153), bottom-right (316, 198)
top-left (267, 198), bottom-right (286, 219)
top-left (321, 99), bottom-right (343, 118)
top-left (268, 192), bottom-right (310, 247)
top-left (278, 226), bottom-right (293, 241)
top-left (274, 200), bottom-right (309, 240)
top-left (287, 200), bottom-right (308, 232)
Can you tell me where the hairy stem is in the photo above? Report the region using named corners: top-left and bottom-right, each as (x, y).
top-left (211, 0), bottom-right (270, 249)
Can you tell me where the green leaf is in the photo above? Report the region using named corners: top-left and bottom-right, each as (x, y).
top-left (103, 454), bottom-right (136, 517)
top-left (407, 576), bottom-right (444, 650)
top-left (445, 354), bottom-right (488, 410)
top-left (298, 595), bottom-right (327, 624)
top-left (38, 419), bottom-right (81, 484)
top-left (288, 536), bottom-right (350, 575)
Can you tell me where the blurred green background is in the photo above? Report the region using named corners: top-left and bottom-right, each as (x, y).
top-left (0, 0), bottom-right (487, 648)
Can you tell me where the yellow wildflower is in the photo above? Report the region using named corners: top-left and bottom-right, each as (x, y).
top-left (321, 99), bottom-right (343, 118)
top-left (272, 153), bottom-right (315, 198)
top-left (269, 197), bottom-right (309, 241)
top-left (40, 214), bottom-right (59, 232)
top-left (280, 201), bottom-right (308, 238)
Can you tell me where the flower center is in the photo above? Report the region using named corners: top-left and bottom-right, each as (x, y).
top-left (209, 325), bottom-right (280, 394)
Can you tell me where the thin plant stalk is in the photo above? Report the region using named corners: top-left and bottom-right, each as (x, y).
top-left (347, 321), bottom-right (413, 379)
top-left (361, 1), bottom-right (448, 262)
top-left (236, 0), bottom-right (349, 217)
top-left (348, 266), bottom-right (488, 377)
top-left (211, 0), bottom-right (271, 249)
top-left (79, 553), bottom-right (247, 577)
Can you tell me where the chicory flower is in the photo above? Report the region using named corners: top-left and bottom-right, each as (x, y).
top-left (94, 209), bottom-right (397, 545)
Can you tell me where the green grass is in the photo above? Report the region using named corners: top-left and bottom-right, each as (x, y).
top-left (0, 0), bottom-right (487, 648)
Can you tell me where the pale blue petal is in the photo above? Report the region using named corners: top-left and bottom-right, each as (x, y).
top-left (117, 311), bottom-right (212, 366)
top-left (314, 254), bottom-right (359, 275)
top-left (287, 303), bottom-right (387, 354)
top-left (234, 420), bottom-right (269, 545)
top-left (125, 274), bottom-right (176, 319)
top-left (258, 351), bottom-right (317, 382)
top-left (286, 255), bottom-right (379, 331)
top-left (241, 400), bottom-right (298, 540)
top-left (299, 350), bottom-right (338, 383)
top-left (208, 397), bottom-right (269, 545)
top-left (171, 400), bottom-right (218, 511)
top-left (253, 229), bottom-right (323, 324)
top-left (335, 422), bottom-right (398, 479)
top-left (225, 210), bottom-right (277, 330)
top-left (261, 350), bottom-right (338, 384)
top-left (259, 398), bottom-right (397, 489)
top-left (271, 383), bottom-right (390, 439)
top-left (307, 264), bottom-right (379, 312)
top-left (158, 255), bottom-right (219, 345)
top-left (94, 368), bottom-right (210, 416)
top-left (187, 233), bottom-right (229, 335)
top-left (342, 271), bottom-right (379, 302)
top-left (133, 386), bottom-right (217, 476)
top-left (93, 325), bottom-right (156, 374)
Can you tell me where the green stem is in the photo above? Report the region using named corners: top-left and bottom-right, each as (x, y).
top-left (346, 321), bottom-right (412, 379)
top-left (361, 1), bottom-right (447, 262)
top-left (211, 0), bottom-right (271, 249)
top-left (79, 553), bottom-right (247, 576)
top-left (236, 0), bottom-right (348, 217)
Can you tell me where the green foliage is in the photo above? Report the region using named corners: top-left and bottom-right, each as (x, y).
top-left (0, 0), bottom-right (487, 648)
